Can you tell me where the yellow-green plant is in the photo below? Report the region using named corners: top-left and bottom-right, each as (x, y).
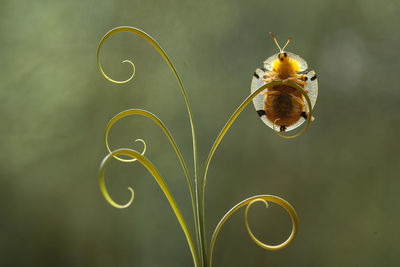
top-left (97, 26), bottom-right (313, 267)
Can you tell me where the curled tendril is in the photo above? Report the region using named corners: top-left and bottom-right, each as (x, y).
top-left (99, 148), bottom-right (199, 266)
top-left (103, 108), bottom-right (200, 256)
top-left (244, 199), bottom-right (297, 250)
top-left (107, 138), bottom-right (146, 163)
top-left (104, 108), bottom-right (194, 207)
top-left (97, 31), bottom-right (136, 83)
top-left (209, 195), bottom-right (298, 267)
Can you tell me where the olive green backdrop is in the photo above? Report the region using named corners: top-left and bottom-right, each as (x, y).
top-left (1, 0), bottom-right (399, 266)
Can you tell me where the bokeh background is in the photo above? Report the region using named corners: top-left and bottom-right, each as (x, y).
top-left (1, 0), bottom-right (399, 266)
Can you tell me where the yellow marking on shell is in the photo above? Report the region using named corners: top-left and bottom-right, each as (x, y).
top-left (271, 56), bottom-right (301, 79)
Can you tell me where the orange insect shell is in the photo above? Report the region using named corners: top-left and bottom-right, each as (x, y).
top-left (251, 33), bottom-right (318, 132)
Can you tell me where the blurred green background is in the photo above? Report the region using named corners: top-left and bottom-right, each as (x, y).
top-left (1, 0), bottom-right (399, 266)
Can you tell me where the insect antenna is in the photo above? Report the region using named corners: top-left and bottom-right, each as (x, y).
top-left (281, 37), bottom-right (292, 51)
top-left (269, 32), bottom-right (282, 52)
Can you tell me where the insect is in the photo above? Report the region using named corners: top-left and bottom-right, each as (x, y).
top-left (251, 33), bottom-right (318, 132)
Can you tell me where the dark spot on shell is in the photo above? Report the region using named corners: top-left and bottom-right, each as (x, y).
top-left (257, 110), bottom-right (266, 117)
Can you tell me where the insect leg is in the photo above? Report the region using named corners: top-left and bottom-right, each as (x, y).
top-left (288, 92), bottom-right (304, 105)
top-left (262, 71), bottom-right (278, 83)
top-left (300, 112), bottom-right (315, 121)
top-left (290, 93), bottom-right (315, 121)
top-left (283, 76), bottom-right (307, 87)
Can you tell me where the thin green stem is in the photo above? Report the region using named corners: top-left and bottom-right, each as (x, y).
top-left (201, 80), bottom-right (312, 265)
top-left (98, 26), bottom-right (201, 262)
top-left (99, 148), bottom-right (199, 266)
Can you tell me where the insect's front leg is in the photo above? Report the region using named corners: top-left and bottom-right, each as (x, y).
top-left (263, 71), bottom-right (278, 83)
top-left (283, 75), bottom-right (307, 88)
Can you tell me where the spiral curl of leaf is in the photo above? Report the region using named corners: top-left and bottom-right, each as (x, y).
top-left (208, 195), bottom-right (298, 267)
top-left (99, 148), bottom-right (199, 266)
top-left (97, 29), bottom-right (137, 83)
top-left (106, 138), bottom-right (146, 163)
top-left (104, 109), bottom-right (195, 221)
